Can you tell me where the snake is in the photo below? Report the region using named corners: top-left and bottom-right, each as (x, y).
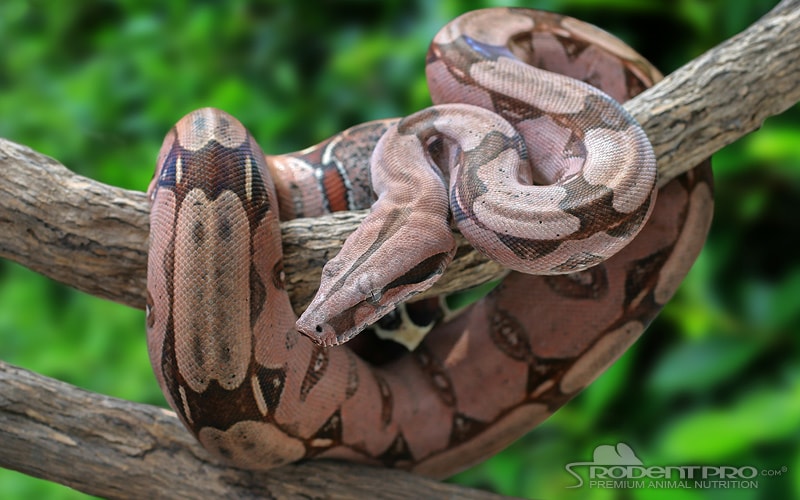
top-left (146, 8), bottom-right (713, 478)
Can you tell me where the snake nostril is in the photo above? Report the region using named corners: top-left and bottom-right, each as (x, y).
top-left (315, 325), bottom-right (323, 334)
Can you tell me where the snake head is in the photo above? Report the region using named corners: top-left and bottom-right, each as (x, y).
top-left (296, 208), bottom-right (455, 347)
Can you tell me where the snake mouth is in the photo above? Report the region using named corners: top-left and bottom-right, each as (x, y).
top-left (296, 300), bottom-right (383, 347)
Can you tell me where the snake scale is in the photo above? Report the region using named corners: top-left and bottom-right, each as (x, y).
top-left (146, 8), bottom-right (713, 477)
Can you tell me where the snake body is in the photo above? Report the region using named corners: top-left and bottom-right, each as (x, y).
top-left (147, 8), bottom-right (713, 477)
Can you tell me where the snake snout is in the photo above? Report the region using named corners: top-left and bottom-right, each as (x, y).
top-left (296, 318), bottom-right (339, 347)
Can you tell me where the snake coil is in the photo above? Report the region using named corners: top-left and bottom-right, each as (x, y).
top-left (146, 8), bottom-right (713, 477)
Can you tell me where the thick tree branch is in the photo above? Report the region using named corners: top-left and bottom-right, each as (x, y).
top-left (0, 360), bottom-right (503, 499)
top-left (0, 0), bottom-right (798, 497)
top-left (0, 0), bottom-right (798, 313)
top-left (631, 0), bottom-right (800, 187)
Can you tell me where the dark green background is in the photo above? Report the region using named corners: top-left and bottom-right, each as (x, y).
top-left (1, 1), bottom-right (797, 499)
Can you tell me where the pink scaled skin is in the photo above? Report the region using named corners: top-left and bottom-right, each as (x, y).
top-left (147, 8), bottom-right (712, 478)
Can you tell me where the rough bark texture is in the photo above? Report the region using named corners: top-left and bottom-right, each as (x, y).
top-left (0, 0), bottom-right (798, 313)
top-left (629, 0), bottom-right (800, 188)
top-left (0, 139), bottom-right (506, 314)
top-left (0, 0), bottom-right (798, 498)
top-left (0, 360), bottom-right (505, 500)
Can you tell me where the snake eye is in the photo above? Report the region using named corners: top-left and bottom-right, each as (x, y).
top-left (366, 289), bottom-right (383, 305)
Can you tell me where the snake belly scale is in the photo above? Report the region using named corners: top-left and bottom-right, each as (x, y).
top-left (146, 8), bottom-right (713, 477)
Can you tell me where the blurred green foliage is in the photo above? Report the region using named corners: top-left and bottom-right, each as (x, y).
top-left (1, 1), bottom-right (798, 499)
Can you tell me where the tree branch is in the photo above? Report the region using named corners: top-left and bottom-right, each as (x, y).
top-left (0, 0), bottom-right (798, 313)
top-left (631, 0), bottom-right (800, 187)
top-left (1, 0), bottom-right (798, 497)
top-left (0, 360), bottom-right (503, 499)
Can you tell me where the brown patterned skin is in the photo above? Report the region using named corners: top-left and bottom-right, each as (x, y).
top-left (146, 8), bottom-right (713, 478)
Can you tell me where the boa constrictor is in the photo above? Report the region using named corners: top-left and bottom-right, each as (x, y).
top-left (147, 8), bottom-right (713, 478)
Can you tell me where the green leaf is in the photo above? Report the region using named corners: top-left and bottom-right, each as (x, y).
top-left (648, 336), bottom-right (760, 396)
top-left (656, 371), bottom-right (800, 462)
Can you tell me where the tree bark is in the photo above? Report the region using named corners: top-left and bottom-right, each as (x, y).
top-left (633, 0), bottom-right (800, 187)
top-left (0, 360), bottom-right (504, 500)
top-left (0, 0), bottom-right (798, 314)
top-left (0, 0), bottom-right (798, 498)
